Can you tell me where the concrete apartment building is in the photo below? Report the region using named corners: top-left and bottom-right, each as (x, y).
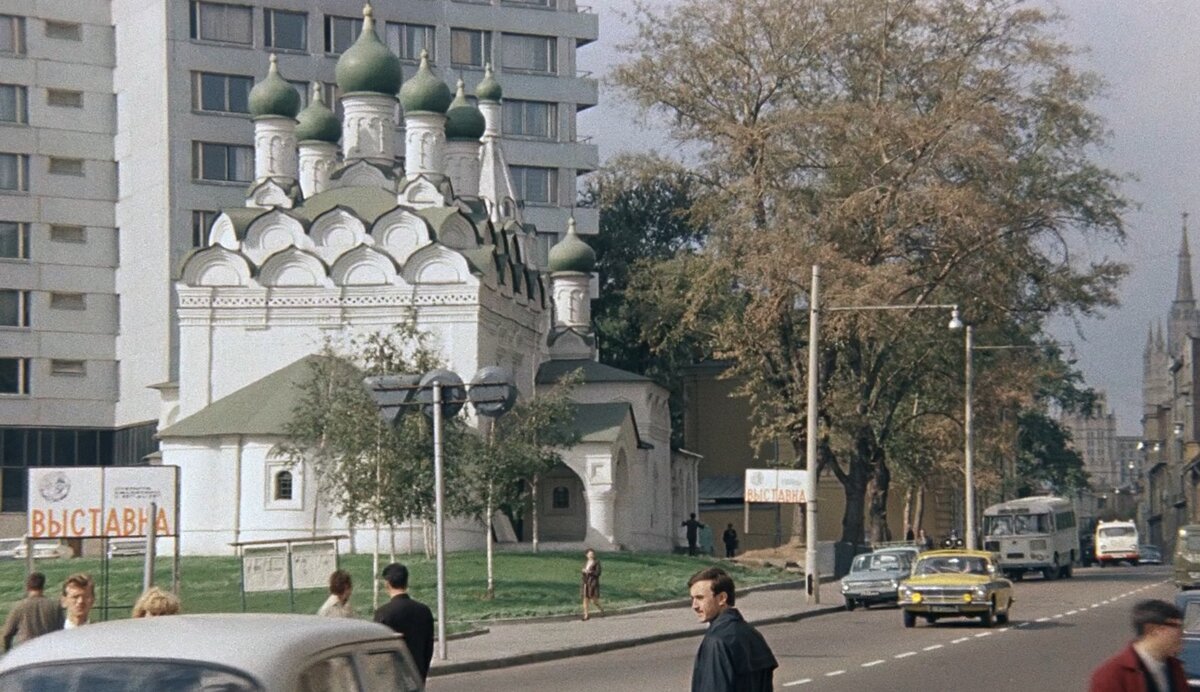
top-left (0, 0), bottom-right (598, 515)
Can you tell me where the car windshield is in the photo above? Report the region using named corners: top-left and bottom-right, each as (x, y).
top-left (984, 513), bottom-right (1050, 536)
top-left (1099, 526), bottom-right (1135, 537)
top-left (914, 556), bottom-right (990, 576)
top-left (0, 660), bottom-right (262, 692)
top-left (851, 553), bottom-right (910, 572)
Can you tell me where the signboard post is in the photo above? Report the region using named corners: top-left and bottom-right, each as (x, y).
top-left (234, 536), bottom-right (344, 612)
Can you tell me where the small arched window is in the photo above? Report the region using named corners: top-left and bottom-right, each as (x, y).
top-left (552, 485), bottom-right (570, 509)
top-left (274, 470), bottom-right (293, 501)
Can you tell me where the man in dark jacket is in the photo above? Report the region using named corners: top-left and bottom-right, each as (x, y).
top-left (2, 572), bottom-right (62, 650)
top-left (373, 563), bottom-right (435, 682)
top-left (1089, 599), bottom-right (1188, 691)
top-left (688, 567), bottom-right (777, 692)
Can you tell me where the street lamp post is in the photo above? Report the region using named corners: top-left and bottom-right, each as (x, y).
top-left (804, 265), bottom-right (961, 604)
top-left (964, 326), bottom-right (975, 550)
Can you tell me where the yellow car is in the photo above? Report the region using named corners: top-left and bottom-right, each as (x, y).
top-left (898, 549), bottom-right (1014, 628)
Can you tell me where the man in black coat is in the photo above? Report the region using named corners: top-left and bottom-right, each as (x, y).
top-left (688, 567), bottom-right (777, 691)
top-left (373, 563), bottom-right (435, 681)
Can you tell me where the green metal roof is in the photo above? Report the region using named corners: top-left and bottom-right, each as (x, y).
top-left (445, 79), bottom-right (485, 141)
top-left (295, 85), bottom-right (341, 143)
top-left (399, 51), bottom-right (452, 114)
top-left (290, 186), bottom-right (400, 224)
top-left (249, 55), bottom-right (301, 118)
top-left (536, 359), bottom-right (651, 385)
top-left (475, 64), bottom-right (502, 103)
top-left (569, 402), bottom-right (636, 443)
top-left (334, 5), bottom-right (402, 96)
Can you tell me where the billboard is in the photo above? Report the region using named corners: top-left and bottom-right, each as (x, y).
top-left (744, 468), bottom-right (808, 504)
top-left (27, 466), bottom-right (178, 538)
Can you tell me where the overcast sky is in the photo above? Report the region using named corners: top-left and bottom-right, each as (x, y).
top-left (578, 0), bottom-right (1196, 435)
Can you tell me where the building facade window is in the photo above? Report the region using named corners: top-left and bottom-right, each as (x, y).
top-left (193, 142), bottom-right (254, 183)
top-left (0, 222), bottom-right (28, 259)
top-left (44, 20), bottom-right (81, 41)
top-left (0, 289), bottom-right (29, 327)
top-left (450, 28), bottom-right (492, 68)
top-left (0, 358), bottom-right (29, 395)
top-left (49, 292), bottom-right (85, 310)
top-left (49, 359), bottom-right (85, 376)
top-left (0, 15), bottom-right (25, 55)
top-left (48, 157), bottom-right (84, 176)
top-left (0, 153), bottom-right (28, 192)
top-left (49, 224), bottom-right (84, 243)
top-left (324, 15), bottom-right (362, 55)
top-left (510, 165), bottom-right (557, 205)
top-left (551, 485), bottom-right (570, 509)
top-left (0, 85), bottom-right (27, 124)
top-left (46, 89), bottom-right (83, 108)
top-left (503, 100), bottom-right (557, 139)
top-left (501, 33), bottom-right (555, 74)
top-left (264, 8), bottom-right (306, 51)
top-left (194, 72), bottom-right (253, 114)
top-left (265, 459), bottom-right (303, 509)
top-left (190, 1), bottom-right (253, 45)
top-left (192, 210), bottom-right (218, 247)
top-left (385, 22), bottom-right (434, 62)
top-left (274, 470), bottom-right (293, 500)
top-left (0, 428), bottom-right (125, 511)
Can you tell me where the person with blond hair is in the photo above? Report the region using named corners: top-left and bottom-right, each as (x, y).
top-left (61, 573), bottom-right (95, 629)
top-left (132, 586), bottom-right (181, 618)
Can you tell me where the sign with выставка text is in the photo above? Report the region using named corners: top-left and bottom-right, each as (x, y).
top-left (27, 466), bottom-right (178, 538)
top-left (744, 468), bottom-right (808, 504)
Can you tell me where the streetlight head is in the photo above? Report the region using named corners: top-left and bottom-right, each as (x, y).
top-left (947, 307), bottom-right (963, 331)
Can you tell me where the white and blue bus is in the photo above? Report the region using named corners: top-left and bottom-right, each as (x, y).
top-left (982, 496), bottom-right (1079, 580)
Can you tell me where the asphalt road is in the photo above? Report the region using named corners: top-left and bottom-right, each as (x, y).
top-left (431, 565), bottom-right (1172, 691)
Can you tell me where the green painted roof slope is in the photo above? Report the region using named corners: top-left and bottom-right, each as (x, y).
top-left (547, 218), bottom-right (596, 272)
top-left (476, 64), bottom-right (502, 102)
top-left (292, 186), bottom-right (400, 224)
top-left (249, 55), bottom-right (301, 118)
top-left (399, 51), bottom-right (452, 114)
top-left (159, 356), bottom-right (328, 437)
top-left (334, 5), bottom-right (402, 95)
top-left (536, 359), bottom-right (650, 385)
top-left (295, 84), bottom-right (341, 143)
top-left (569, 402), bottom-right (636, 443)
top-left (445, 79), bottom-right (485, 140)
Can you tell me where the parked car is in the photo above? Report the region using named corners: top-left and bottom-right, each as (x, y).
top-left (1140, 544), bottom-right (1164, 565)
top-left (0, 614), bottom-right (424, 691)
top-left (1175, 591), bottom-right (1200, 690)
top-left (12, 540), bottom-right (72, 560)
top-left (840, 548), bottom-right (916, 610)
top-left (897, 549), bottom-right (1014, 628)
top-left (0, 538), bottom-right (25, 560)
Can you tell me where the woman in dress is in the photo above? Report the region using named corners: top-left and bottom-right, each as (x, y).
top-left (580, 548), bottom-right (603, 621)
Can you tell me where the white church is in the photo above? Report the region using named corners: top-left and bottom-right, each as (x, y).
top-left (155, 6), bottom-right (699, 556)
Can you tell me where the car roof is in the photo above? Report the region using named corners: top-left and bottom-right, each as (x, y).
top-left (0, 614), bottom-right (405, 680)
top-left (917, 549), bottom-right (995, 559)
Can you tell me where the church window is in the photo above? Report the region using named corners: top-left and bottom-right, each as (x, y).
top-left (49, 292), bottom-right (86, 310)
top-left (264, 9), bottom-right (306, 52)
top-left (44, 21), bottom-right (81, 41)
top-left (0, 16), bottom-right (25, 55)
top-left (0, 85), bottom-right (27, 124)
top-left (387, 22), bottom-right (434, 62)
top-left (0, 222), bottom-right (28, 259)
top-left (48, 157), bottom-right (84, 176)
top-left (274, 470), bottom-right (293, 500)
top-left (501, 33), bottom-right (556, 74)
top-left (46, 89), bottom-right (83, 108)
top-left (190, 2), bottom-right (253, 46)
top-left (0, 154), bottom-right (28, 192)
top-left (193, 142), bottom-right (254, 183)
top-left (510, 166), bottom-right (557, 205)
top-left (50, 360), bottom-right (85, 376)
top-left (194, 72), bottom-right (253, 114)
top-left (503, 100), bottom-right (557, 140)
top-left (324, 15), bottom-right (362, 55)
top-left (0, 358), bottom-right (29, 395)
top-left (552, 486), bottom-right (570, 509)
top-left (192, 210), bottom-right (218, 247)
top-left (49, 225), bottom-right (84, 243)
top-left (450, 28), bottom-right (491, 68)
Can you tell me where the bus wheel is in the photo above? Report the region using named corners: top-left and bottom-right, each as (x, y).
top-left (1042, 563), bottom-right (1058, 581)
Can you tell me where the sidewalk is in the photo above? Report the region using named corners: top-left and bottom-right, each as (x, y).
top-left (429, 580), bottom-right (843, 677)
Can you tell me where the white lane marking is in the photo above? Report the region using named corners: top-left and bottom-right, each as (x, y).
top-left (826, 670), bottom-right (846, 677)
top-left (895, 651), bottom-right (918, 659)
top-left (1066, 610), bottom-right (1078, 615)
top-left (1053, 614), bottom-right (1063, 619)
top-left (974, 632), bottom-right (992, 638)
top-left (952, 637), bottom-right (970, 643)
top-left (1036, 617), bottom-right (1050, 622)
top-left (1091, 603), bottom-right (1100, 608)
top-left (998, 627), bottom-right (1010, 633)
top-left (923, 644), bottom-right (944, 651)
top-left (863, 660), bottom-right (885, 668)
top-left (783, 679), bottom-right (812, 687)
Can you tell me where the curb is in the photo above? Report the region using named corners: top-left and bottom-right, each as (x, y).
top-left (429, 600), bottom-right (844, 678)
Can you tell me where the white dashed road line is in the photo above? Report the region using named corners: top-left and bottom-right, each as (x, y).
top-left (923, 644), bottom-right (943, 651)
top-left (895, 651), bottom-right (918, 659)
top-left (825, 670), bottom-right (846, 677)
top-left (782, 678), bottom-right (812, 687)
top-left (952, 637), bottom-right (970, 643)
top-left (862, 660), bottom-right (885, 668)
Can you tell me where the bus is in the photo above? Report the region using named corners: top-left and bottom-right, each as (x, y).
top-left (981, 496), bottom-right (1079, 580)
top-left (1095, 519), bottom-right (1139, 567)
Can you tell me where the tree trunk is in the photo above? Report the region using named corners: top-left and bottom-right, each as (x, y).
top-left (902, 486), bottom-right (914, 540)
top-left (868, 461), bottom-right (892, 544)
top-left (531, 474), bottom-right (541, 554)
top-left (485, 482), bottom-right (495, 600)
top-left (840, 460), bottom-right (870, 544)
top-left (914, 485), bottom-right (925, 535)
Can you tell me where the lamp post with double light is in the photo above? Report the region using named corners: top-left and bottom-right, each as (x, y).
top-left (804, 265), bottom-right (961, 604)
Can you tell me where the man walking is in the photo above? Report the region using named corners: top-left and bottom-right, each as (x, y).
top-left (682, 513), bottom-right (706, 556)
top-left (722, 524), bottom-right (739, 559)
top-left (1089, 598), bottom-right (1188, 691)
top-left (2, 572), bottom-right (62, 650)
top-left (61, 573), bottom-right (95, 629)
top-left (373, 563), bottom-right (435, 682)
top-left (688, 567), bottom-right (777, 691)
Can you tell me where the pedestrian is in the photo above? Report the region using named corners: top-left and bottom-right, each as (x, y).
top-left (318, 569), bottom-right (354, 618)
top-left (918, 529), bottom-right (934, 551)
top-left (722, 524), bottom-right (739, 559)
top-left (1089, 598), bottom-right (1188, 691)
top-left (132, 586), bottom-right (181, 618)
top-left (688, 567), bottom-right (777, 692)
top-left (580, 548), bottom-right (603, 621)
top-left (61, 573), bottom-right (95, 629)
top-left (905, 527), bottom-right (915, 542)
top-left (682, 513), bottom-right (706, 556)
top-left (2, 572), bottom-right (63, 650)
top-left (373, 563), bottom-right (434, 682)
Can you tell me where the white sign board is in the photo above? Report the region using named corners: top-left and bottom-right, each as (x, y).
top-left (242, 542), bottom-right (338, 593)
top-left (744, 468), bottom-right (808, 504)
top-left (27, 466), bottom-right (178, 538)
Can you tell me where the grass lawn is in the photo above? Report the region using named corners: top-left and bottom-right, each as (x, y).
top-left (0, 551), bottom-right (793, 624)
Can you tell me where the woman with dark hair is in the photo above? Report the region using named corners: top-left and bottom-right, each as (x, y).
top-left (581, 549), bottom-right (603, 621)
top-left (318, 569), bottom-right (354, 618)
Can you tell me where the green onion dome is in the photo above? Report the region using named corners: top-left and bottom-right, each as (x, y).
top-left (476, 63), bottom-right (502, 103)
top-left (294, 83), bottom-right (340, 143)
top-left (445, 79), bottom-right (485, 141)
top-left (399, 50), bottom-right (453, 114)
top-left (334, 4), bottom-right (402, 95)
top-left (548, 218), bottom-right (596, 273)
top-left (248, 54), bottom-right (301, 118)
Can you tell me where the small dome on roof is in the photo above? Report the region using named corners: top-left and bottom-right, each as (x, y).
top-left (399, 51), bottom-right (453, 114)
top-left (334, 4), bottom-right (402, 95)
top-left (249, 55), bottom-right (301, 118)
top-left (295, 83), bottom-right (340, 143)
top-left (548, 218), bottom-right (596, 273)
top-left (445, 79), bottom-right (485, 141)
top-left (476, 64), bottom-right (502, 102)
